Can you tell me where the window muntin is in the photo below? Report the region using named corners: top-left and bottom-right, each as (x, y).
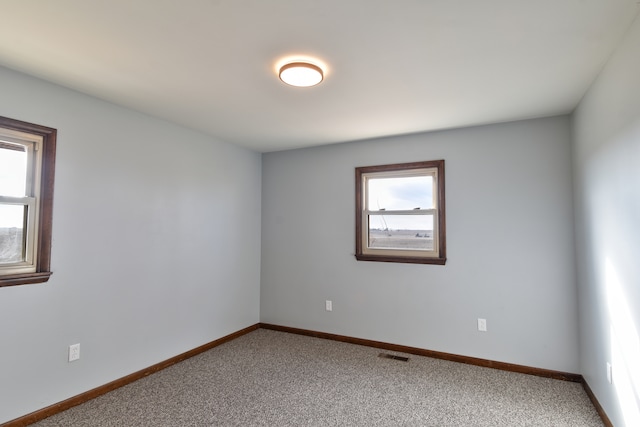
top-left (356, 160), bottom-right (446, 265)
top-left (0, 116), bottom-right (56, 287)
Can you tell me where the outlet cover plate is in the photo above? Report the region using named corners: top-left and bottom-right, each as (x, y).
top-left (69, 343), bottom-right (80, 362)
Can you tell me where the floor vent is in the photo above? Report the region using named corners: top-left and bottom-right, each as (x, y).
top-left (378, 353), bottom-right (410, 362)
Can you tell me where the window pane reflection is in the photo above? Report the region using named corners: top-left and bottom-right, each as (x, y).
top-left (0, 145), bottom-right (28, 197)
top-left (368, 214), bottom-right (434, 250)
top-left (0, 204), bottom-right (26, 263)
top-left (368, 175), bottom-right (432, 211)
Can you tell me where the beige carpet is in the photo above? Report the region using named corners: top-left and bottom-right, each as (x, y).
top-left (32, 329), bottom-right (603, 426)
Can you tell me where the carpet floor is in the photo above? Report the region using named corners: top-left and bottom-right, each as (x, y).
top-left (32, 329), bottom-right (603, 426)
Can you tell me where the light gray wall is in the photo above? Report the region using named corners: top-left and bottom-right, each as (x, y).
top-left (572, 14), bottom-right (640, 427)
top-left (0, 66), bottom-right (262, 424)
top-left (261, 116), bottom-right (579, 372)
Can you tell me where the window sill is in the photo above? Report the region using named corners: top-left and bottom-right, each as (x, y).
top-left (355, 254), bottom-right (446, 265)
top-left (0, 271), bottom-right (52, 287)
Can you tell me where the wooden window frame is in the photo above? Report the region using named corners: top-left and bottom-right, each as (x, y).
top-left (355, 160), bottom-right (446, 265)
top-left (0, 116), bottom-right (56, 287)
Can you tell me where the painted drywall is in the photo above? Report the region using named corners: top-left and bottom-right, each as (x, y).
top-left (261, 116), bottom-right (578, 372)
top-left (572, 14), bottom-right (640, 427)
top-left (0, 66), bottom-right (262, 424)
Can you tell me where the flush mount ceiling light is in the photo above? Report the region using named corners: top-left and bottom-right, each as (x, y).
top-left (279, 62), bottom-right (324, 87)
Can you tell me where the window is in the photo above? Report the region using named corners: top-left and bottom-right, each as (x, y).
top-left (0, 116), bottom-right (56, 287)
top-left (355, 160), bottom-right (446, 265)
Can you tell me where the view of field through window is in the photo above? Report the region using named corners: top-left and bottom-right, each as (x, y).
top-left (0, 144), bottom-right (28, 264)
top-left (367, 175), bottom-right (435, 251)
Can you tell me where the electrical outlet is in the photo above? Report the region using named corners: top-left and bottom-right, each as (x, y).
top-left (325, 300), bottom-right (332, 312)
top-left (607, 362), bottom-right (612, 384)
top-left (477, 318), bottom-right (487, 332)
top-left (69, 343), bottom-right (80, 362)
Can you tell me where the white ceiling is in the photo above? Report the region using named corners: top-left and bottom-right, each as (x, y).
top-left (0, 1), bottom-right (638, 152)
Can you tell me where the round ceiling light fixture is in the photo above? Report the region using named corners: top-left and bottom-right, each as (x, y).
top-left (279, 62), bottom-right (324, 87)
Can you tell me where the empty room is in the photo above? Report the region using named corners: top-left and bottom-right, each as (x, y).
top-left (1, 1), bottom-right (639, 426)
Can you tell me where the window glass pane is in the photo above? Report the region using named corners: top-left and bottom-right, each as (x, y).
top-left (368, 175), bottom-right (433, 211)
top-left (0, 204), bottom-right (26, 263)
top-left (368, 214), bottom-right (434, 250)
top-left (0, 145), bottom-right (28, 197)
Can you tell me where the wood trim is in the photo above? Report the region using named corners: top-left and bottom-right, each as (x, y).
top-left (0, 272), bottom-right (52, 287)
top-left (36, 121), bottom-right (56, 275)
top-left (269, 321), bottom-right (613, 426)
top-left (1, 324), bottom-right (259, 427)
top-left (260, 324), bottom-right (620, 426)
top-left (3, 323), bottom-right (614, 427)
top-left (0, 116), bottom-right (56, 288)
top-left (355, 159), bottom-right (446, 265)
top-left (582, 380), bottom-right (614, 427)
top-left (259, 323), bottom-right (583, 382)
top-left (355, 254), bottom-right (447, 265)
